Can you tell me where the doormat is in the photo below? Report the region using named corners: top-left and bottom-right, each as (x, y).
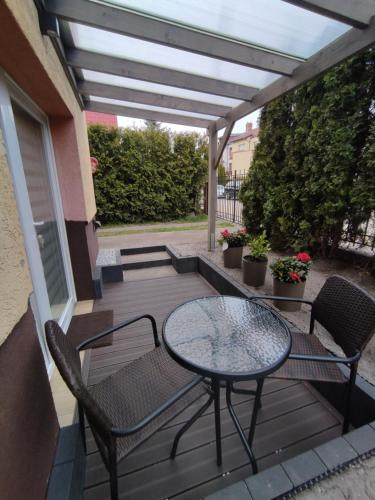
top-left (68, 310), bottom-right (114, 349)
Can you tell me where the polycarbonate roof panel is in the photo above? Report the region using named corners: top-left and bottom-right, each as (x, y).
top-left (89, 96), bottom-right (220, 120)
top-left (69, 23), bottom-right (279, 88)
top-left (99, 0), bottom-right (350, 59)
top-left (82, 69), bottom-right (242, 107)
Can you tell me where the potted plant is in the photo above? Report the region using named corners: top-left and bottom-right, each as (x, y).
top-left (270, 252), bottom-right (312, 311)
top-left (242, 231), bottom-right (270, 287)
top-left (218, 228), bottom-right (249, 268)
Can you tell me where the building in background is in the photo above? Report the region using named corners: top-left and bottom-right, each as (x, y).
top-left (85, 111), bottom-right (118, 127)
top-left (222, 122), bottom-right (259, 175)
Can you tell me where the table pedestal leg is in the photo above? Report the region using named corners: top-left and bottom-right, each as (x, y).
top-left (248, 378), bottom-right (264, 446)
top-left (213, 378), bottom-right (222, 466)
top-left (226, 381), bottom-right (259, 474)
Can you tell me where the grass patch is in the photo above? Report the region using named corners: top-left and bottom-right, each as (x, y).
top-left (100, 214), bottom-right (208, 230)
top-left (98, 221), bottom-right (234, 237)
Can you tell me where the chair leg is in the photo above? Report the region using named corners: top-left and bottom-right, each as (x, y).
top-left (309, 316), bottom-right (315, 335)
top-left (256, 379), bottom-right (263, 410)
top-left (343, 363), bottom-right (357, 434)
top-left (109, 445), bottom-right (119, 500)
top-left (213, 378), bottom-right (222, 467)
top-left (170, 394), bottom-right (214, 459)
top-left (78, 403), bottom-right (87, 454)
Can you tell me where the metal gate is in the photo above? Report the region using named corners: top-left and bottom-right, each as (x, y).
top-left (216, 171), bottom-right (246, 224)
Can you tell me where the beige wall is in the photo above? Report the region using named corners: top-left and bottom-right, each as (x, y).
top-left (2, 0), bottom-right (96, 222)
top-left (230, 136), bottom-right (259, 175)
top-left (0, 130), bottom-right (32, 345)
top-left (0, 0), bottom-right (97, 339)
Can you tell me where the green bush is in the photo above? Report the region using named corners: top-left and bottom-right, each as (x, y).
top-left (240, 48), bottom-right (375, 256)
top-left (88, 126), bottom-right (208, 224)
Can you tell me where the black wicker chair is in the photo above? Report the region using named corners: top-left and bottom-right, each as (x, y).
top-left (45, 315), bottom-right (207, 500)
top-left (249, 275), bottom-right (375, 434)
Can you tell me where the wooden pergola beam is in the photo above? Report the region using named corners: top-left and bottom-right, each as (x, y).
top-left (215, 121), bottom-right (235, 169)
top-left (78, 80), bottom-right (230, 118)
top-left (283, 0), bottom-right (375, 29)
top-left (67, 49), bottom-right (258, 101)
top-left (207, 126), bottom-right (218, 251)
top-left (215, 17), bottom-right (375, 130)
top-left (85, 100), bottom-right (213, 128)
top-left (46, 0), bottom-right (302, 75)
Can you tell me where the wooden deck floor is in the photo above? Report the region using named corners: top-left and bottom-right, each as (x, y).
top-left (84, 271), bottom-right (342, 500)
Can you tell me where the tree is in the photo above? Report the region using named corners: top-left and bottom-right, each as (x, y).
top-left (240, 94), bottom-right (293, 248)
top-left (240, 48), bottom-right (375, 256)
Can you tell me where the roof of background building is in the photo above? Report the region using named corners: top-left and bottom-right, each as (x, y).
top-left (228, 122), bottom-right (259, 144)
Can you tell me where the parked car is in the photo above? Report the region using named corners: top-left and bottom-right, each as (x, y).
top-left (225, 180), bottom-right (242, 199)
top-left (217, 185), bottom-right (225, 198)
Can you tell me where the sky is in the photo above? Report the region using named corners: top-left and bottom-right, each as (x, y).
top-left (117, 109), bottom-right (261, 137)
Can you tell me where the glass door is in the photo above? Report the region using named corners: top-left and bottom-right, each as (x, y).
top-left (0, 73), bottom-right (76, 372)
top-left (12, 103), bottom-right (71, 321)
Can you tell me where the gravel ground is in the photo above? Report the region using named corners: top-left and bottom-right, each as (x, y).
top-left (296, 456), bottom-right (375, 499)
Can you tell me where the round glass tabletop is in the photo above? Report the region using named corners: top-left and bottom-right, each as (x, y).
top-left (163, 296), bottom-right (291, 380)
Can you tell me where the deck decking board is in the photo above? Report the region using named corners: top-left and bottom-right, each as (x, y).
top-left (84, 382), bottom-right (317, 482)
top-left (84, 271), bottom-right (342, 499)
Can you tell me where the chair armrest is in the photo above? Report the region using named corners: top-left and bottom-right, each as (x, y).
top-left (77, 314), bottom-right (160, 351)
top-left (248, 295), bottom-right (313, 306)
top-left (110, 375), bottom-right (204, 437)
top-left (289, 352), bottom-right (360, 365)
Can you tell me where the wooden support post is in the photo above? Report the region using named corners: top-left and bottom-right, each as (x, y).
top-left (207, 126), bottom-right (218, 251)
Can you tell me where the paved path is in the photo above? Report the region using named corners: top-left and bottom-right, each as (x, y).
top-left (98, 228), bottom-right (212, 249)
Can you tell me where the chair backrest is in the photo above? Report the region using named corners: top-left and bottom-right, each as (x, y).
top-left (312, 275), bottom-right (375, 357)
top-left (45, 320), bottom-right (112, 436)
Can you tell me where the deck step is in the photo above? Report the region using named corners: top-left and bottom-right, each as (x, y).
top-left (124, 266), bottom-right (178, 282)
top-left (121, 250), bottom-right (172, 270)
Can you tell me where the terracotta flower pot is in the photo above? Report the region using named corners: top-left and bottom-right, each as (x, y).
top-left (243, 255), bottom-right (267, 287)
top-left (273, 279), bottom-right (306, 311)
top-left (223, 246), bottom-right (243, 268)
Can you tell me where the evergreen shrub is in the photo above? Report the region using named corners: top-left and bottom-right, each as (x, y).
top-left (240, 49), bottom-right (375, 256)
top-left (88, 125), bottom-right (208, 224)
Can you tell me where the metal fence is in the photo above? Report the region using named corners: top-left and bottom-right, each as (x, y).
top-left (216, 171), bottom-right (247, 225)
top-left (342, 214), bottom-right (375, 252)
top-left (204, 174), bottom-right (374, 254)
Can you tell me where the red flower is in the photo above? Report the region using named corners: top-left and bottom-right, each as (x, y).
top-left (221, 229), bottom-right (230, 238)
top-left (296, 252), bottom-right (311, 263)
top-left (289, 271), bottom-right (301, 282)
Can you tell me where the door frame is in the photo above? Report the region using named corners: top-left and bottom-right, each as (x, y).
top-left (0, 70), bottom-right (76, 374)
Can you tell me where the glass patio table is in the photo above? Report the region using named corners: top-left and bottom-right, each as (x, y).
top-left (163, 295), bottom-right (291, 472)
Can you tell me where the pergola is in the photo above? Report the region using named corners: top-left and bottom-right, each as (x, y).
top-left (40, 0), bottom-right (375, 250)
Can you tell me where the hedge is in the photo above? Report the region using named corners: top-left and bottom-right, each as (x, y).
top-left (88, 125), bottom-right (208, 224)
